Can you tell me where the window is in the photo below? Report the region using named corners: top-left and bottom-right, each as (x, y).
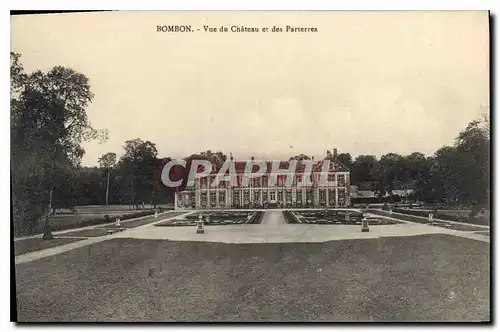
top-left (254, 191), bottom-right (260, 201)
top-left (270, 192), bottom-right (276, 201)
top-left (233, 191), bottom-right (240, 204)
top-left (262, 176), bottom-right (268, 187)
top-left (338, 174), bottom-right (346, 186)
top-left (210, 192), bottom-right (216, 205)
top-left (338, 188), bottom-right (346, 205)
top-left (262, 192), bottom-right (268, 202)
top-left (328, 173), bottom-right (335, 182)
top-left (219, 191), bottom-right (225, 204)
top-left (319, 190), bottom-right (326, 202)
top-left (243, 191), bottom-right (250, 203)
top-left (253, 177), bottom-right (261, 187)
top-left (306, 190), bottom-right (313, 203)
top-left (210, 175), bottom-right (217, 188)
top-left (329, 190), bottom-right (336, 204)
top-left (277, 175), bottom-right (285, 187)
top-left (286, 190), bottom-right (292, 202)
top-left (296, 190), bottom-right (302, 202)
top-left (277, 191), bottom-right (283, 201)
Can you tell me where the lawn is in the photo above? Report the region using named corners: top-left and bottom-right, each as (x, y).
top-left (96, 211), bottom-right (186, 229)
top-left (57, 228), bottom-right (117, 238)
top-left (15, 234), bottom-right (490, 322)
top-left (369, 210), bottom-right (488, 231)
top-left (14, 211), bottom-right (186, 255)
top-left (14, 238), bottom-right (84, 256)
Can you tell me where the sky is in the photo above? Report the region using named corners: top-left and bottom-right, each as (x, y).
top-left (11, 11), bottom-right (489, 166)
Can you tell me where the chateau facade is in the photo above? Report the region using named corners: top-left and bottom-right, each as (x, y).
top-left (174, 149), bottom-right (351, 210)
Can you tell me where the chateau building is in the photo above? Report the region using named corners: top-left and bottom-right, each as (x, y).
top-left (174, 149), bottom-right (351, 209)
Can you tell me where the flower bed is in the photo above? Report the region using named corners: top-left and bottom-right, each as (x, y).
top-left (155, 211), bottom-right (263, 227)
top-left (284, 209), bottom-right (399, 225)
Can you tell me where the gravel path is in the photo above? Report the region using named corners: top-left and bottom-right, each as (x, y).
top-left (261, 211), bottom-right (287, 225)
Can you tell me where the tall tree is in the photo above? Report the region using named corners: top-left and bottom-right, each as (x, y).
top-left (117, 139), bottom-right (159, 208)
top-left (455, 118), bottom-right (490, 208)
top-left (199, 150), bottom-right (227, 169)
top-left (351, 155), bottom-right (378, 183)
top-left (373, 153), bottom-right (404, 198)
top-left (337, 153), bottom-right (353, 170)
top-left (11, 53), bottom-right (106, 236)
top-left (98, 152), bottom-right (117, 206)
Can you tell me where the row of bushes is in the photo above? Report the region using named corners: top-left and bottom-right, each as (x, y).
top-left (351, 195), bottom-right (407, 204)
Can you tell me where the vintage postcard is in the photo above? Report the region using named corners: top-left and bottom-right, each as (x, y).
top-left (11, 11), bottom-right (490, 322)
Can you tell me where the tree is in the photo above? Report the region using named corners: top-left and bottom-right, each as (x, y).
top-left (98, 152), bottom-right (117, 206)
top-left (200, 150), bottom-right (227, 169)
top-left (117, 139), bottom-right (159, 208)
top-left (351, 155), bottom-right (378, 183)
top-left (289, 154), bottom-right (310, 161)
top-left (373, 153), bottom-right (404, 199)
top-left (11, 53), bottom-right (106, 236)
top-left (455, 119), bottom-right (490, 208)
top-left (430, 146), bottom-right (462, 205)
top-left (337, 153), bottom-right (353, 170)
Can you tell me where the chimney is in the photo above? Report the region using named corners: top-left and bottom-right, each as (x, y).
top-left (333, 148), bottom-right (338, 159)
top-left (251, 156), bottom-right (254, 161)
top-left (230, 152), bottom-right (233, 161)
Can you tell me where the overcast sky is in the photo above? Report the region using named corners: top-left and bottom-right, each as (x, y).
top-left (11, 11), bottom-right (489, 165)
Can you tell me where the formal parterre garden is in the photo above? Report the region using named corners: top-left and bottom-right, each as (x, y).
top-left (155, 211), bottom-right (264, 227)
top-left (284, 209), bottom-right (401, 225)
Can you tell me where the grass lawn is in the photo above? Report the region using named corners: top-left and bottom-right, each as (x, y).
top-left (57, 228), bottom-right (112, 238)
top-left (15, 234), bottom-right (489, 322)
top-left (14, 212), bottom-right (186, 256)
top-left (14, 238), bottom-right (84, 256)
top-left (104, 211), bottom-right (185, 229)
top-left (370, 210), bottom-right (488, 231)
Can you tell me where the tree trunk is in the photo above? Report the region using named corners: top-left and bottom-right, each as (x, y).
top-left (43, 185), bottom-right (54, 239)
top-left (131, 173), bottom-right (135, 207)
top-left (105, 169), bottom-right (110, 206)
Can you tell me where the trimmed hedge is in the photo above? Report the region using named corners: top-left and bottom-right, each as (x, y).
top-left (351, 195), bottom-right (403, 204)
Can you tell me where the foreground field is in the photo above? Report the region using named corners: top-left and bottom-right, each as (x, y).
top-left (15, 234), bottom-right (489, 322)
